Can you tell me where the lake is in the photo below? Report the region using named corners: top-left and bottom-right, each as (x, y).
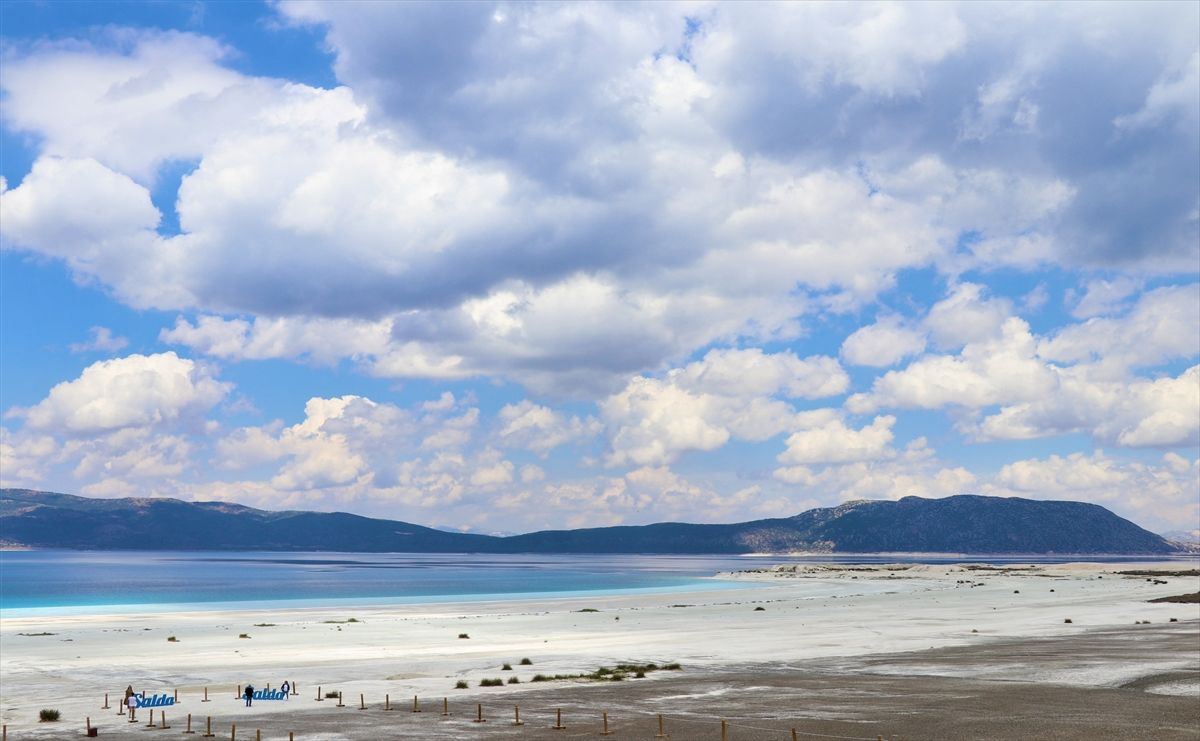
top-left (0, 550), bottom-right (1191, 613)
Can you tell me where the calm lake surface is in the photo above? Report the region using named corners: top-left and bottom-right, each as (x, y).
top-left (0, 550), bottom-right (1192, 613)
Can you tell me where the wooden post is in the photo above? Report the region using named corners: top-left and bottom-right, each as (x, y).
top-left (553, 707), bottom-right (565, 730)
top-left (230, 723), bottom-right (236, 741)
top-left (721, 719), bottom-right (727, 741)
top-left (411, 694), bottom-right (421, 713)
top-left (203, 686), bottom-right (210, 702)
top-left (236, 685), bottom-right (241, 699)
top-left (359, 693), bottom-right (366, 710)
top-left (103, 692), bottom-right (110, 709)
top-left (174, 688), bottom-right (179, 703)
top-left (315, 685), bottom-right (323, 701)
top-left (384, 694), bottom-right (391, 711)
top-left (513, 705), bottom-right (524, 726)
top-left (161, 712), bottom-right (171, 730)
top-left (601, 712), bottom-right (612, 736)
top-left (202, 716), bottom-right (215, 738)
top-left (442, 697), bottom-right (449, 716)
top-left (86, 716), bottom-right (91, 732)
top-left (120, 698), bottom-right (127, 716)
top-left (473, 703), bottom-right (486, 723)
top-left (336, 691), bottom-right (345, 707)
top-left (792, 729), bottom-right (798, 741)
top-left (146, 708), bottom-right (157, 728)
top-left (184, 713), bottom-right (195, 734)
top-left (256, 730), bottom-right (261, 741)
top-left (655, 713), bottom-right (666, 738)
top-left (289, 734), bottom-right (295, 741)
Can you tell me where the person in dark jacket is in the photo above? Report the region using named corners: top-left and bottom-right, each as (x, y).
top-left (243, 684), bottom-right (254, 707)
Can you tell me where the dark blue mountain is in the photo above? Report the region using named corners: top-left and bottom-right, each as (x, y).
top-left (0, 489), bottom-right (1178, 554)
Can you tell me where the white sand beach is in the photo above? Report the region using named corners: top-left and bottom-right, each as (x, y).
top-left (1, 561), bottom-right (1197, 739)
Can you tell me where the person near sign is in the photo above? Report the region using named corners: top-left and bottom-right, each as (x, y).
top-left (280, 680), bottom-right (290, 699)
top-left (126, 691), bottom-right (138, 720)
top-left (243, 684), bottom-right (255, 707)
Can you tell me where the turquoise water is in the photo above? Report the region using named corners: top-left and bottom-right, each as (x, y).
top-left (0, 550), bottom-right (1192, 613)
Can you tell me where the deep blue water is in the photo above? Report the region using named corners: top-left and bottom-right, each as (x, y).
top-left (0, 550), bottom-right (1193, 613)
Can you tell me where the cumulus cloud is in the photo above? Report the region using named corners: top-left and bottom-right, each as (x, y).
top-left (495, 400), bottom-right (600, 455)
top-left (12, 352), bottom-right (229, 435)
top-left (840, 315), bottom-right (926, 367)
top-left (777, 412), bottom-right (896, 466)
top-left (601, 349), bottom-right (848, 466)
top-left (988, 451), bottom-right (1200, 532)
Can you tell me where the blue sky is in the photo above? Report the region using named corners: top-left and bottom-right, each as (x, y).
top-left (1, 1), bottom-right (1197, 534)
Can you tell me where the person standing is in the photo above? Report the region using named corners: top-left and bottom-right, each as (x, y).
top-left (243, 684), bottom-right (255, 707)
top-left (280, 680), bottom-right (290, 700)
top-left (126, 691), bottom-right (138, 721)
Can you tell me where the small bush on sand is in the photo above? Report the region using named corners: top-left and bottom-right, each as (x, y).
top-left (39, 709), bottom-right (60, 722)
top-left (454, 681), bottom-right (469, 690)
top-left (530, 674), bottom-right (550, 682)
top-left (662, 662), bottom-right (681, 670)
top-left (167, 636), bottom-right (179, 642)
top-left (238, 633), bottom-right (250, 639)
top-left (753, 606), bottom-right (766, 611)
top-left (479, 678), bottom-right (504, 687)
top-left (1064, 619), bottom-right (1073, 624)
top-left (519, 657), bottom-right (533, 665)
top-left (458, 633), bottom-right (470, 639)
top-left (502, 663), bottom-right (512, 671)
top-left (507, 676), bottom-right (520, 684)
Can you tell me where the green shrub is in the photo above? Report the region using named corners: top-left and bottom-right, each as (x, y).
top-left (324, 691), bottom-right (339, 699)
top-left (39, 709), bottom-right (60, 722)
top-left (530, 674), bottom-right (550, 683)
top-left (238, 633), bottom-right (250, 639)
top-left (519, 657), bottom-right (533, 665)
top-left (458, 633), bottom-right (470, 639)
top-left (454, 680), bottom-right (469, 690)
top-left (479, 678), bottom-right (504, 687)
top-left (502, 663), bottom-right (512, 671)
top-left (167, 635), bottom-right (179, 642)
top-left (577, 608), bottom-right (599, 613)
top-left (507, 676), bottom-right (520, 684)
top-left (662, 662), bottom-right (681, 670)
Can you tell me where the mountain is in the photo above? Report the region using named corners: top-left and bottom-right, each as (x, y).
top-left (0, 488), bottom-right (1181, 554)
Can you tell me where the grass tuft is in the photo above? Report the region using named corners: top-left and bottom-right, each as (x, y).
top-left (39, 709), bottom-right (60, 722)
top-left (454, 680), bottom-right (469, 690)
top-left (519, 657), bottom-right (533, 665)
top-left (479, 678), bottom-right (504, 687)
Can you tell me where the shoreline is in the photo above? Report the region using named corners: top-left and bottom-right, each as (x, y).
top-left (2, 561), bottom-right (1197, 737)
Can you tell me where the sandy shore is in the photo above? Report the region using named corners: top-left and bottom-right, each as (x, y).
top-left (1, 561), bottom-right (1196, 739)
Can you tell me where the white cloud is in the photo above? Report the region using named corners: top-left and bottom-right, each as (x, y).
top-left (1039, 284), bottom-right (1200, 372)
top-left (924, 282), bottom-right (1014, 349)
top-left (69, 326), bottom-right (129, 354)
top-left (495, 400), bottom-right (600, 455)
top-left (777, 412), bottom-right (896, 465)
top-left (988, 451), bottom-right (1200, 532)
top-left (13, 352), bottom-right (229, 435)
top-left (849, 317), bottom-right (1055, 413)
top-left (840, 315), bottom-right (926, 367)
top-left (601, 349), bottom-right (848, 466)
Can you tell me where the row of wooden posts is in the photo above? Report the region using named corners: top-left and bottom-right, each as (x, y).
top-left (18, 687), bottom-right (899, 741)
top-left (3, 717), bottom-right (898, 741)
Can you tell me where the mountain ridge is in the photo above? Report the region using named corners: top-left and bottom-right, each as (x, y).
top-left (0, 488), bottom-right (1181, 555)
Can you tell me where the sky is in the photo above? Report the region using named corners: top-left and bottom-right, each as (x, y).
top-left (0, 1), bottom-right (1197, 535)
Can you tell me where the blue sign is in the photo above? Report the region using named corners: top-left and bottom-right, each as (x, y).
top-left (252, 689), bottom-right (288, 701)
top-left (135, 693), bottom-right (175, 708)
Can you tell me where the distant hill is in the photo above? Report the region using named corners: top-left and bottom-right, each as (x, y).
top-left (0, 489), bottom-right (1180, 555)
